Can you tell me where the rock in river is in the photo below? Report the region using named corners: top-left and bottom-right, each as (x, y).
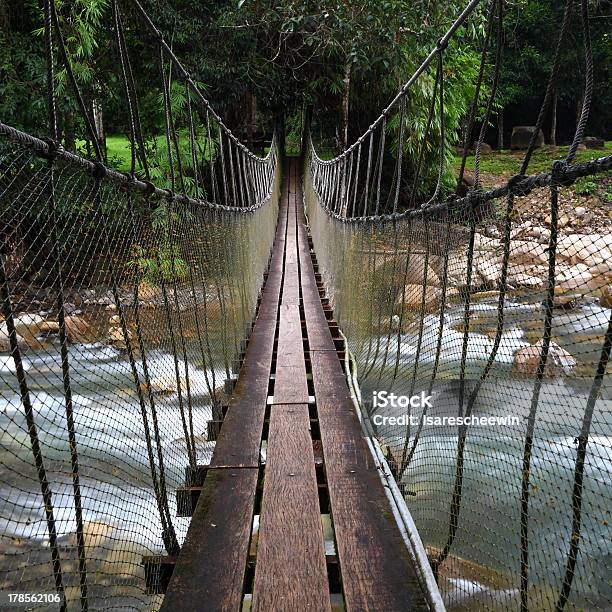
top-left (65, 315), bottom-right (95, 343)
top-left (513, 340), bottom-right (576, 377)
top-left (396, 284), bottom-right (441, 311)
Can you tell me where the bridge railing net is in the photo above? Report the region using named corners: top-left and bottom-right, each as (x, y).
top-left (306, 0), bottom-right (612, 609)
top-left (0, 138), bottom-right (279, 608)
top-left (0, 0), bottom-right (281, 608)
top-left (305, 170), bottom-right (611, 611)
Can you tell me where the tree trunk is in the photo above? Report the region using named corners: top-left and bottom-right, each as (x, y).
top-left (276, 112), bottom-right (286, 162)
top-left (92, 99), bottom-right (106, 161)
top-left (63, 111), bottom-right (76, 152)
top-left (301, 104), bottom-right (313, 159)
top-left (497, 107), bottom-right (504, 150)
top-left (341, 60), bottom-right (352, 149)
top-left (550, 89), bottom-right (557, 147)
top-left (246, 92), bottom-right (257, 151)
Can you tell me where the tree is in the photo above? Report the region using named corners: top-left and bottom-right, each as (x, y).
top-left (499, 0), bottom-right (612, 144)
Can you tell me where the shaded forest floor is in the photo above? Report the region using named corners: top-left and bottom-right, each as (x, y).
top-left (456, 142), bottom-right (612, 235)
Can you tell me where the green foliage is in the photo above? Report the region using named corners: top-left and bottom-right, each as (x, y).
top-left (0, 3), bottom-right (48, 132)
top-left (574, 178), bottom-right (598, 196)
top-left (130, 244), bottom-right (189, 285)
top-left (500, 0), bottom-right (611, 138)
top-left (391, 42), bottom-right (488, 203)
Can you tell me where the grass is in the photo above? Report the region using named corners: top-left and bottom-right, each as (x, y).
top-left (453, 141), bottom-right (612, 176)
top-left (105, 134), bottom-right (133, 171)
top-left (78, 130), bottom-right (217, 174)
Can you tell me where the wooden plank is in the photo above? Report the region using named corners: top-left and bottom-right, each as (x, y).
top-left (160, 468), bottom-right (259, 612)
top-left (210, 205), bottom-right (287, 466)
top-left (282, 190), bottom-right (300, 304)
top-left (274, 311), bottom-right (308, 407)
top-left (295, 165), bottom-right (430, 610)
top-left (252, 403), bottom-right (331, 612)
top-left (162, 162), bottom-right (292, 612)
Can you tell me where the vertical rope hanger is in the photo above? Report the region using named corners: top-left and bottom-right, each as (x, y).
top-left (431, 0), bottom-right (505, 580)
top-left (46, 2), bottom-right (91, 608)
top-left (112, 0), bottom-right (179, 555)
top-left (555, 1), bottom-right (599, 608)
top-left (157, 46), bottom-right (198, 469)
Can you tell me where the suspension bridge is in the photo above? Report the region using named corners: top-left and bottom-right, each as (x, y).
top-left (1, 0), bottom-right (611, 610)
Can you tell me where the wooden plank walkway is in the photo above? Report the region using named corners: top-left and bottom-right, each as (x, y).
top-left (160, 158), bottom-right (431, 611)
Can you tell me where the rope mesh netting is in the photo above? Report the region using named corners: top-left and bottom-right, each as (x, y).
top-left (1, 0), bottom-right (612, 608)
top-left (0, 141), bottom-right (279, 607)
top-left (306, 0), bottom-right (612, 609)
top-left (0, 0), bottom-right (279, 608)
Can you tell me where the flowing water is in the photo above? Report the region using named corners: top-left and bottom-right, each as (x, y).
top-left (0, 335), bottom-right (222, 608)
top-left (357, 298), bottom-right (612, 610)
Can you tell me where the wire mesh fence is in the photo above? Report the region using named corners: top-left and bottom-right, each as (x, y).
top-left (0, 138), bottom-right (280, 608)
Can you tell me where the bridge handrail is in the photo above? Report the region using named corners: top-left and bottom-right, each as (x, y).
top-left (309, 0), bottom-right (482, 166)
top-left (0, 121), bottom-right (278, 214)
top-left (308, 139), bottom-right (612, 224)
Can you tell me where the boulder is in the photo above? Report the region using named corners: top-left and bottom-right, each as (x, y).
top-left (1, 321), bottom-right (32, 351)
top-left (473, 233), bottom-right (501, 252)
top-left (40, 321), bottom-right (59, 334)
top-left (529, 227), bottom-right (551, 243)
top-left (476, 258), bottom-right (503, 287)
top-left (574, 206), bottom-right (587, 218)
top-left (600, 286), bottom-right (612, 309)
top-left (396, 284), bottom-right (441, 311)
top-left (63, 302), bottom-right (78, 315)
top-left (582, 136), bottom-right (605, 149)
top-left (446, 249), bottom-right (502, 289)
top-left (556, 264), bottom-right (599, 291)
top-left (473, 141), bottom-right (493, 155)
top-left (456, 171), bottom-right (475, 197)
top-left (63, 521), bottom-right (115, 550)
top-left (13, 314), bottom-right (45, 343)
top-left (513, 340), bottom-right (576, 377)
top-left (140, 376), bottom-right (177, 396)
top-left (375, 253), bottom-right (440, 287)
top-left (470, 290), bottom-right (500, 302)
top-left (65, 315), bottom-right (95, 343)
top-left (553, 293), bottom-right (582, 310)
top-left (557, 233), bottom-right (612, 265)
top-left (511, 126), bottom-right (545, 150)
top-left (546, 214), bottom-right (569, 229)
top-left (1, 324), bottom-right (15, 352)
top-left (510, 220), bottom-right (533, 240)
top-left (508, 264), bottom-right (545, 289)
top-left (107, 323), bottom-right (138, 351)
top-left (510, 240), bottom-right (548, 266)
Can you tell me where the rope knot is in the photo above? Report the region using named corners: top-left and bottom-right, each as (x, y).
top-left (436, 37), bottom-right (449, 51)
top-left (39, 137), bottom-right (62, 160)
top-left (466, 188), bottom-right (485, 210)
top-left (92, 161), bottom-right (107, 180)
top-left (142, 180), bottom-right (156, 196)
top-left (507, 173), bottom-right (528, 196)
top-left (551, 160), bottom-right (571, 187)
